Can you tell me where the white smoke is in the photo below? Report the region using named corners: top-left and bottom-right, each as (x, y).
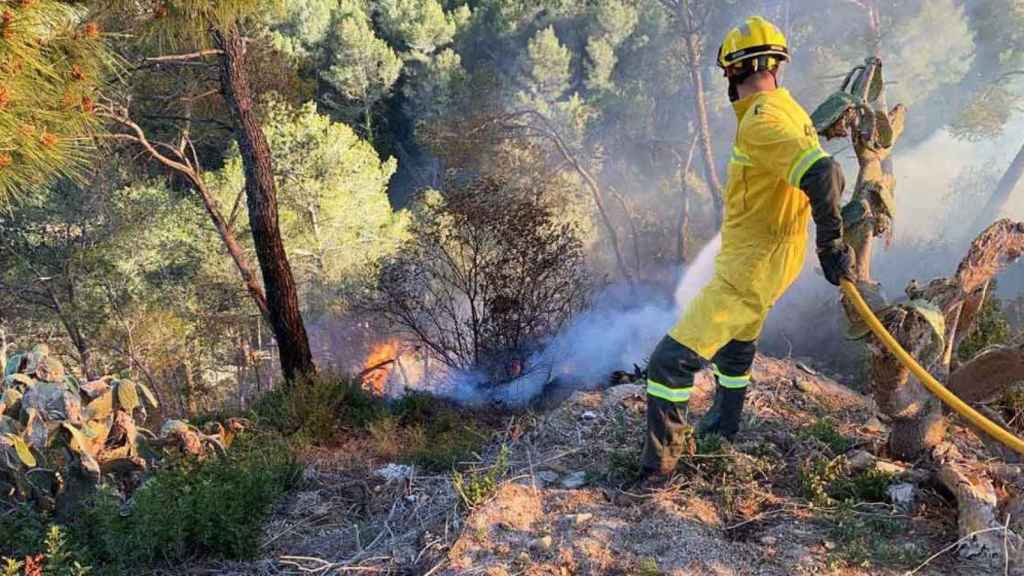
top-left (399, 234), bottom-right (724, 407)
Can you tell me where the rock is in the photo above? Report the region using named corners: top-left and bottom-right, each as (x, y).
top-left (602, 383), bottom-right (644, 409)
top-left (561, 471), bottom-right (587, 489)
top-left (796, 362), bottom-right (818, 376)
top-left (760, 535), bottom-right (778, 546)
top-left (572, 513), bottom-right (593, 526)
top-left (531, 535), bottom-right (553, 552)
top-left (875, 460), bottom-right (910, 476)
top-left (887, 482), bottom-right (916, 509)
top-left (845, 449), bottom-right (877, 473)
top-left (537, 470), bottom-right (559, 484)
top-left (862, 416), bottom-right (887, 433)
top-left (375, 463), bottom-right (414, 482)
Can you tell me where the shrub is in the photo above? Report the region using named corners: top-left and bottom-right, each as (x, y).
top-left (800, 417), bottom-right (854, 454)
top-left (452, 445), bottom-right (509, 509)
top-left (253, 373), bottom-right (384, 441)
top-left (373, 178), bottom-right (589, 382)
top-left (801, 456), bottom-right (893, 507)
top-left (74, 431), bottom-right (299, 568)
top-left (1, 526), bottom-right (91, 576)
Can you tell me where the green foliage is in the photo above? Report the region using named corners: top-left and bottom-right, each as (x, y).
top-left (253, 373), bottom-right (383, 441)
top-left (1, 526), bottom-right (91, 576)
top-left (76, 431), bottom-right (298, 567)
top-left (211, 101), bottom-right (407, 315)
top-left (452, 444), bottom-right (509, 509)
top-left (102, 0), bottom-right (282, 48)
top-left (801, 456), bottom-right (894, 507)
top-left (801, 456), bottom-right (848, 507)
top-left (824, 506), bottom-right (925, 569)
top-left (635, 558), bottom-right (663, 576)
top-left (950, 85), bottom-right (1022, 142)
top-left (254, 379), bottom-right (490, 473)
top-left (389, 394), bottom-right (489, 471)
top-left (0, 503), bottom-right (50, 560)
top-left (376, 0), bottom-right (459, 57)
top-left (958, 293), bottom-right (1013, 361)
top-left (799, 417), bottom-right (855, 454)
top-left (323, 7), bottom-right (403, 137)
top-left (0, 2), bottom-right (111, 199)
top-left (523, 26), bottom-right (573, 103)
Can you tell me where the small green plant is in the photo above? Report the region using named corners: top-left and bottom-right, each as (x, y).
top-left (0, 503), bottom-right (50, 560)
top-left (452, 445), bottom-right (509, 510)
top-left (828, 468), bottom-right (893, 503)
top-left (824, 506), bottom-right (925, 569)
top-left (1, 526), bottom-right (91, 576)
top-left (800, 456), bottom-right (847, 506)
top-left (800, 417), bottom-right (854, 454)
top-left (958, 291), bottom-right (1012, 362)
top-left (801, 456), bottom-right (893, 506)
top-left (606, 449), bottom-right (642, 484)
top-left (636, 557), bottom-right (662, 576)
top-left (696, 432), bottom-right (725, 456)
top-left (998, 383), bottom-right (1024, 435)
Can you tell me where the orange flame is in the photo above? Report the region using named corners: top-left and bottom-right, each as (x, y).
top-left (362, 339), bottom-right (399, 395)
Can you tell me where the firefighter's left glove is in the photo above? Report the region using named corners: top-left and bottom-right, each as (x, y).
top-left (818, 242), bottom-right (855, 286)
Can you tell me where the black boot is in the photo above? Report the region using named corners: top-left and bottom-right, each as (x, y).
top-left (698, 385), bottom-right (747, 440)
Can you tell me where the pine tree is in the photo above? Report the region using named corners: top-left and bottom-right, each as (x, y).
top-left (323, 6), bottom-right (403, 142)
top-left (103, 0), bottom-right (317, 382)
top-left (0, 1), bottom-right (111, 199)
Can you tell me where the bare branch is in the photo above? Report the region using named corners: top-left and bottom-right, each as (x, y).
top-left (143, 49), bottom-right (223, 64)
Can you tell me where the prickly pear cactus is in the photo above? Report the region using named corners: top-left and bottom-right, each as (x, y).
top-left (0, 343), bottom-right (250, 512)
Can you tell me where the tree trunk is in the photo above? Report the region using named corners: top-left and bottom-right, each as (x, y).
top-left (192, 178), bottom-right (271, 320)
top-left (182, 358), bottom-right (198, 419)
top-left (0, 327), bottom-right (7, 372)
top-left (675, 135), bottom-right (699, 264)
top-left (971, 141), bottom-right (1024, 235)
top-left (685, 32), bottom-right (724, 227)
top-left (214, 27), bottom-right (315, 383)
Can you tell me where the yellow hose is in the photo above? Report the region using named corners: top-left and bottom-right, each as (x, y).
top-left (839, 279), bottom-right (1024, 456)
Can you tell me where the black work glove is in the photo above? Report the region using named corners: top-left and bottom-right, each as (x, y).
top-left (818, 243), bottom-right (855, 286)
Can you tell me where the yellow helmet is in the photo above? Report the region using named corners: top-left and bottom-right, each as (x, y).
top-left (717, 16), bottom-right (789, 74)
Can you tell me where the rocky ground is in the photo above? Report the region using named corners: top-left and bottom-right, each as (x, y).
top-left (178, 355), bottom-right (1021, 575)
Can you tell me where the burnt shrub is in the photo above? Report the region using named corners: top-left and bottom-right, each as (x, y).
top-left (372, 176), bottom-right (589, 382)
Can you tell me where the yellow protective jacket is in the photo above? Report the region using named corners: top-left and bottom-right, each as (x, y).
top-left (670, 88), bottom-right (829, 359)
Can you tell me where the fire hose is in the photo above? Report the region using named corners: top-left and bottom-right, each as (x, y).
top-left (839, 279), bottom-right (1024, 456)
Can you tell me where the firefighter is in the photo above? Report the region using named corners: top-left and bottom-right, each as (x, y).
top-left (640, 16), bottom-right (854, 483)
